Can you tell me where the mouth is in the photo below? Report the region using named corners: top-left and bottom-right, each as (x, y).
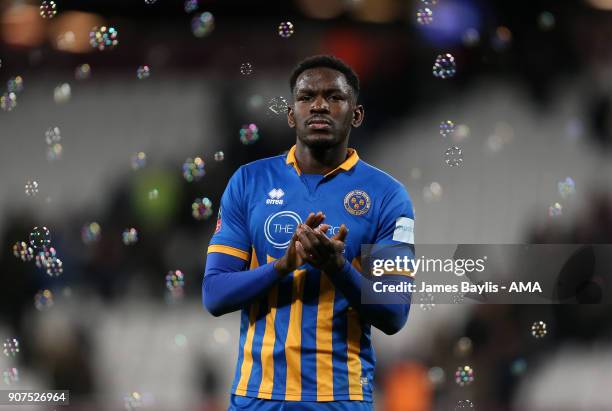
top-left (306, 118), bottom-right (333, 130)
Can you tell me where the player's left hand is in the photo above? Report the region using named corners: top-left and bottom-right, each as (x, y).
top-left (295, 223), bottom-right (348, 275)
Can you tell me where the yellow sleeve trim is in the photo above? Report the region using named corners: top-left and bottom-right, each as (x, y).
top-left (207, 244), bottom-right (250, 261)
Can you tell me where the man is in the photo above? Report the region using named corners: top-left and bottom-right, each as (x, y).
top-left (203, 55), bottom-right (415, 411)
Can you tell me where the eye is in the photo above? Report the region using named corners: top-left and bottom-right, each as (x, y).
top-left (330, 95), bottom-right (344, 101)
top-left (297, 95), bottom-right (311, 101)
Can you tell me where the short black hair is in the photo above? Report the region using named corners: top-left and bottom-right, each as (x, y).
top-left (289, 55), bottom-right (360, 98)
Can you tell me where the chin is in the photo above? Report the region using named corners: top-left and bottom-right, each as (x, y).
top-left (300, 133), bottom-right (340, 149)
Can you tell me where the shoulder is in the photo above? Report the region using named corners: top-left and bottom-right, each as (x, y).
top-left (355, 159), bottom-right (409, 197)
top-left (237, 153), bottom-right (287, 177)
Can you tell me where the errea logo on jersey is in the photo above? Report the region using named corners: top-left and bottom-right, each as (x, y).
top-left (266, 188), bottom-right (285, 205)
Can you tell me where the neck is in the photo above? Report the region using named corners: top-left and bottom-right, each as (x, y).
top-left (295, 140), bottom-right (349, 175)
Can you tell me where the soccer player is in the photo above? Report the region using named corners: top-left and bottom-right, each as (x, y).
top-left (203, 55), bottom-right (415, 411)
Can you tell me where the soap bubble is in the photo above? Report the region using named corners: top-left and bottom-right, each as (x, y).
top-left (34, 289), bottom-right (54, 310)
top-left (81, 222), bottom-right (101, 244)
top-left (2, 367), bottom-right (19, 385)
top-left (240, 123), bottom-right (259, 145)
top-left (124, 391), bottom-right (143, 411)
top-left (439, 120), bottom-right (455, 138)
top-left (75, 64), bottom-right (91, 80)
top-left (267, 96), bottom-right (288, 116)
top-left (416, 8), bottom-right (433, 25)
top-left (122, 228), bottom-right (138, 245)
top-left (29, 226), bottom-right (51, 249)
top-left (419, 293), bottom-right (435, 311)
top-left (182, 157), bottom-right (206, 182)
top-left (433, 53), bottom-right (456, 79)
top-left (538, 11), bottom-right (555, 31)
top-left (53, 83), bottom-right (71, 104)
top-left (455, 365), bottom-right (474, 386)
top-left (166, 270), bottom-right (185, 300)
top-left (46, 143), bottom-right (63, 161)
top-left (420, 0), bottom-right (437, 5)
top-left (444, 146), bottom-right (463, 167)
top-left (427, 366), bottom-right (445, 386)
top-left (191, 12), bottom-right (214, 37)
top-left (144, 0), bottom-right (157, 4)
top-left (192, 197), bottom-right (213, 220)
top-left (45, 126), bottom-right (61, 145)
top-left (558, 177), bottom-right (575, 199)
top-left (25, 180), bottom-right (39, 196)
top-left (531, 320), bottom-right (547, 338)
top-left (510, 358), bottom-right (527, 376)
top-left (1, 92), bottom-right (17, 112)
top-left (462, 28), bottom-right (480, 47)
top-left (184, 0), bottom-right (198, 13)
top-left (12, 241), bottom-right (34, 261)
top-left (214, 151), bottom-right (224, 161)
top-left (240, 62), bottom-right (253, 75)
top-left (35, 246), bottom-right (56, 269)
top-left (131, 152), bottom-right (147, 170)
top-left (45, 256), bottom-right (63, 277)
top-left (40, 1), bottom-right (57, 19)
top-left (2, 338), bottom-right (19, 358)
top-left (136, 65), bottom-right (150, 80)
top-left (89, 26), bottom-right (119, 51)
top-left (548, 202), bottom-right (562, 217)
top-left (455, 400), bottom-right (475, 410)
top-left (7, 76), bottom-right (24, 94)
top-left (278, 21), bottom-right (294, 38)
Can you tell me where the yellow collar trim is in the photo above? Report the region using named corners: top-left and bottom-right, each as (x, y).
top-left (285, 145), bottom-right (359, 177)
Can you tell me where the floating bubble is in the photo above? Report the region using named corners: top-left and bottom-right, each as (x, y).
top-left (267, 96), bottom-right (288, 115)
top-left (75, 64), bottom-right (91, 80)
top-left (213, 327), bottom-right (230, 344)
top-left (278, 21), bottom-right (294, 38)
top-left (548, 202), bottom-right (562, 217)
top-left (420, 0), bottom-right (437, 5)
top-left (34, 289), bottom-right (54, 310)
top-left (240, 123), bottom-right (260, 145)
top-left (25, 180), bottom-right (39, 196)
top-left (45, 256), bottom-right (63, 277)
top-left (2, 338), bottom-right (19, 358)
top-left (416, 8), bottom-right (433, 25)
top-left (444, 146), bottom-right (463, 167)
top-left (166, 270), bottom-right (185, 300)
top-left (439, 120), bottom-right (455, 138)
top-left (423, 181), bottom-right (443, 203)
top-left (122, 228), bottom-right (138, 245)
top-left (174, 333), bottom-right (188, 348)
top-left (492, 26), bottom-right (512, 50)
top-left (53, 83), bottom-right (71, 104)
top-left (455, 365), bottom-right (475, 386)
top-left (462, 28), bottom-right (480, 47)
top-left (191, 12), bottom-right (214, 37)
top-left (184, 0), bottom-right (198, 13)
top-left (46, 143), bottom-right (63, 161)
top-left (538, 11), bottom-right (555, 31)
top-left (558, 177), bottom-right (575, 199)
top-left (148, 189), bottom-right (159, 200)
top-left (510, 358), bottom-right (527, 376)
top-left (419, 293), bottom-right (435, 311)
top-left (45, 126), bottom-right (61, 145)
top-left (531, 320), bottom-right (547, 338)
top-left (432, 53), bottom-right (456, 79)
top-left (144, 0), bottom-right (156, 4)
top-left (214, 151), bottom-right (224, 162)
top-left (427, 366), bottom-right (445, 386)
top-left (29, 226), bottom-right (50, 249)
top-left (12, 241), bottom-right (34, 262)
top-left (240, 62), bottom-right (253, 75)
top-left (182, 157), bottom-right (206, 182)
top-left (35, 246), bottom-right (56, 269)
top-left (136, 65), bottom-right (150, 80)
top-left (7, 76), bottom-right (24, 94)
top-left (56, 31), bottom-right (76, 51)
top-left (89, 26), bottom-right (119, 51)
top-left (2, 368), bottom-right (19, 385)
top-left (81, 222), bottom-right (101, 244)
top-left (455, 400), bottom-right (475, 410)
top-left (192, 197), bottom-right (213, 220)
top-left (40, 1), bottom-right (57, 19)
top-left (1, 92), bottom-right (17, 112)
top-left (454, 337), bottom-right (473, 357)
top-left (131, 152), bottom-right (147, 170)
top-left (124, 391), bottom-right (143, 411)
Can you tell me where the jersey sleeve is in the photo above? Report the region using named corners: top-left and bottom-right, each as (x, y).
top-left (374, 183), bottom-right (415, 247)
top-left (207, 166), bottom-right (251, 261)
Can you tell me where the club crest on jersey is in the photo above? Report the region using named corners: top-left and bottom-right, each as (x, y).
top-left (344, 189), bottom-right (371, 216)
top-left (266, 188), bottom-right (285, 205)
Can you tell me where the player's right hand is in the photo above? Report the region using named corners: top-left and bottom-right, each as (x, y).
top-left (274, 211), bottom-right (325, 276)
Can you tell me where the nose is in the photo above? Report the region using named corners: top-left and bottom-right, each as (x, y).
top-left (310, 96), bottom-right (329, 112)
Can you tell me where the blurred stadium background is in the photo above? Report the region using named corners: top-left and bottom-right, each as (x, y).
top-left (1, 0), bottom-right (612, 410)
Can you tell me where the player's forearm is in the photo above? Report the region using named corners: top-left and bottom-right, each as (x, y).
top-left (325, 260), bottom-right (410, 335)
top-left (203, 258), bottom-right (281, 317)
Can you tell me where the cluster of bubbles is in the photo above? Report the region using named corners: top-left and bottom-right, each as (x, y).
top-left (444, 146), bottom-right (463, 167)
top-left (240, 123), bottom-right (260, 145)
top-left (214, 151), bottom-right (224, 162)
top-left (419, 292), bottom-right (435, 311)
top-left (75, 64), bottom-right (92, 80)
top-left (455, 400), bottom-right (475, 410)
top-left (439, 120), bottom-right (455, 138)
top-left (81, 222), bottom-right (101, 244)
top-left (131, 152), bottom-right (147, 170)
top-left (558, 177), bottom-right (575, 199)
top-left (136, 65), bottom-right (150, 80)
top-left (455, 365), bottom-right (475, 386)
top-left (240, 62), bottom-right (253, 75)
top-left (191, 12), bottom-right (214, 37)
top-left (548, 202), bottom-right (562, 218)
top-left (12, 241), bottom-right (34, 262)
top-left (1, 76), bottom-right (23, 112)
top-left (182, 157), bottom-right (206, 182)
top-left (89, 26), bottom-right (119, 51)
top-left (39, 0), bottom-right (57, 19)
top-left (433, 53), bottom-right (457, 79)
top-left (122, 228), bottom-right (139, 246)
top-left (165, 270), bottom-right (185, 300)
top-left (192, 197), bottom-right (213, 220)
top-left (184, 0), bottom-right (198, 13)
top-left (2, 338), bottom-right (19, 358)
top-left (278, 21), bottom-right (294, 38)
top-left (25, 180), bottom-right (39, 196)
top-left (34, 289), bottom-right (54, 311)
top-left (45, 126), bottom-right (63, 161)
top-left (531, 320), bottom-right (547, 338)
top-left (416, 8), bottom-right (433, 25)
top-left (53, 83), bottom-right (71, 104)
top-left (2, 367), bottom-right (19, 385)
top-left (124, 391), bottom-right (143, 411)
top-left (148, 189), bottom-right (159, 200)
top-left (267, 96), bottom-right (289, 116)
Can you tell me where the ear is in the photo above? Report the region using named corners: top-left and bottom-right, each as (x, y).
top-left (287, 105), bottom-right (296, 128)
top-left (351, 105), bottom-right (364, 128)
